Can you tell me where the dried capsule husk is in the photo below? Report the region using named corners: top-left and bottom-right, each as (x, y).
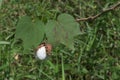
top-left (45, 44), bottom-right (52, 55)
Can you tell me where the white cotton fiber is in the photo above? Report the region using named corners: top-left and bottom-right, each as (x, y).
top-left (36, 46), bottom-right (46, 60)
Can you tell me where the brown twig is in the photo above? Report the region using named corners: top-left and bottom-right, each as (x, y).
top-left (76, 2), bottom-right (120, 22)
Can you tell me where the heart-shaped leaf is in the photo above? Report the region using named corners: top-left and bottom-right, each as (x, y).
top-left (15, 16), bottom-right (44, 50)
top-left (45, 13), bottom-right (80, 49)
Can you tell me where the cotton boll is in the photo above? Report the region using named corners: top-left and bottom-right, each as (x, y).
top-left (36, 46), bottom-right (46, 60)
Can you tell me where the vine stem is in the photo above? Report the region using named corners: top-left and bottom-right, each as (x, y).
top-left (76, 2), bottom-right (120, 22)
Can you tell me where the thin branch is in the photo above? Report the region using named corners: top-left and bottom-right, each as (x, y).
top-left (76, 2), bottom-right (120, 22)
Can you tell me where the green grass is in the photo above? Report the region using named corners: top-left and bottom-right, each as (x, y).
top-left (0, 0), bottom-right (120, 80)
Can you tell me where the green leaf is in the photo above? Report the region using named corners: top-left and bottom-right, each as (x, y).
top-left (0, 0), bottom-right (3, 9)
top-left (0, 63), bottom-right (9, 70)
top-left (15, 16), bottom-right (44, 50)
top-left (0, 41), bottom-right (10, 45)
top-left (45, 13), bottom-right (80, 49)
